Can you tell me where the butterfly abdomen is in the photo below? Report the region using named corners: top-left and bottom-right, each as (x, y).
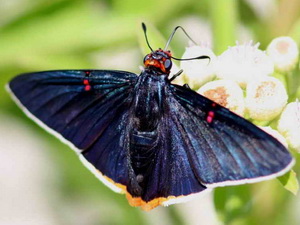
top-left (130, 130), bottom-right (158, 179)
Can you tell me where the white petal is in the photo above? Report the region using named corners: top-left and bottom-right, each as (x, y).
top-left (216, 42), bottom-right (274, 87)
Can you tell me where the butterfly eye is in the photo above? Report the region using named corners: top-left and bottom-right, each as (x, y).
top-left (143, 55), bottom-right (150, 63)
top-left (164, 59), bottom-right (172, 71)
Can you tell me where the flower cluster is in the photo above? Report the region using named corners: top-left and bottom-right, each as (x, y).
top-left (177, 37), bottom-right (300, 153)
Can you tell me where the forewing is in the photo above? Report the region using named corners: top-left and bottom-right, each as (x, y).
top-left (8, 70), bottom-right (137, 189)
top-left (169, 84), bottom-right (294, 187)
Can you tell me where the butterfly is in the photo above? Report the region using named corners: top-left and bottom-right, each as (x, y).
top-left (6, 23), bottom-right (294, 211)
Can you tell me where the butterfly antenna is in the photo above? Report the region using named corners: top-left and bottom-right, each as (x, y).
top-left (172, 55), bottom-right (211, 62)
top-left (164, 26), bottom-right (197, 51)
top-left (142, 23), bottom-right (154, 52)
top-left (164, 26), bottom-right (209, 63)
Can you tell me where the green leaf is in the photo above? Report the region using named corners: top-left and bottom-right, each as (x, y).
top-left (278, 170), bottom-right (299, 195)
top-left (214, 185), bottom-right (253, 224)
top-left (297, 87), bottom-right (300, 99)
top-left (209, 0), bottom-right (238, 54)
top-left (0, 2), bottom-right (136, 66)
top-left (289, 17), bottom-right (300, 44)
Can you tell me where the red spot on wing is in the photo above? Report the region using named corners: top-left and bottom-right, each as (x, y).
top-left (85, 85), bottom-right (91, 91)
top-left (85, 71), bottom-right (91, 76)
top-left (206, 111), bottom-right (215, 123)
top-left (206, 117), bottom-right (213, 123)
top-left (83, 78), bottom-right (91, 91)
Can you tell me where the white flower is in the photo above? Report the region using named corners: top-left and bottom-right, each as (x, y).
top-left (267, 36), bottom-right (299, 72)
top-left (215, 42), bottom-right (274, 87)
top-left (180, 45), bottom-right (216, 89)
top-left (197, 80), bottom-right (245, 116)
top-left (258, 126), bottom-right (288, 148)
top-left (245, 77), bottom-right (288, 121)
top-left (278, 102), bottom-right (300, 152)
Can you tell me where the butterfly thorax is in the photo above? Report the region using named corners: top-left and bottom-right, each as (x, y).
top-left (132, 70), bottom-right (167, 131)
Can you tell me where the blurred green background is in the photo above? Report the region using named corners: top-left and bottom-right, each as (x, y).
top-left (1, 0), bottom-right (300, 224)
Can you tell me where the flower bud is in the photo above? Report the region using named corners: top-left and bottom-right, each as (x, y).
top-left (215, 42), bottom-right (274, 87)
top-left (197, 80), bottom-right (245, 116)
top-left (181, 45), bottom-right (216, 89)
top-left (267, 36), bottom-right (299, 72)
top-left (278, 102), bottom-right (300, 152)
top-left (245, 77), bottom-right (287, 121)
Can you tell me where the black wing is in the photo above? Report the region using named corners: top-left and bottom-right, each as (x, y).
top-left (8, 70), bottom-right (137, 190)
top-left (138, 114), bottom-right (208, 204)
top-left (168, 84), bottom-right (294, 187)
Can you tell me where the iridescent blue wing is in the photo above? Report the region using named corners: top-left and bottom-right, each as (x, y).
top-left (169, 84), bottom-right (294, 188)
top-left (121, 109), bottom-right (207, 210)
top-left (8, 70), bottom-right (137, 190)
top-left (137, 116), bottom-right (207, 206)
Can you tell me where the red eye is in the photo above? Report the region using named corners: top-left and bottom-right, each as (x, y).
top-left (164, 59), bottom-right (172, 71)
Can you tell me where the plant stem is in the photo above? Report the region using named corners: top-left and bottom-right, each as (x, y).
top-left (209, 0), bottom-right (238, 54)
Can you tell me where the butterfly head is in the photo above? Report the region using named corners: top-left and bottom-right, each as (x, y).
top-left (141, 23), bottom-right (210, 75)
top-left (143, 49), bottom-right (172, 74)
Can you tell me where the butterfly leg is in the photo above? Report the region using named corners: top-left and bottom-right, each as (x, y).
top-left (183, 83), bottom-right (191, 89)
top-left (169, 69), bottom-right (183, 82)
